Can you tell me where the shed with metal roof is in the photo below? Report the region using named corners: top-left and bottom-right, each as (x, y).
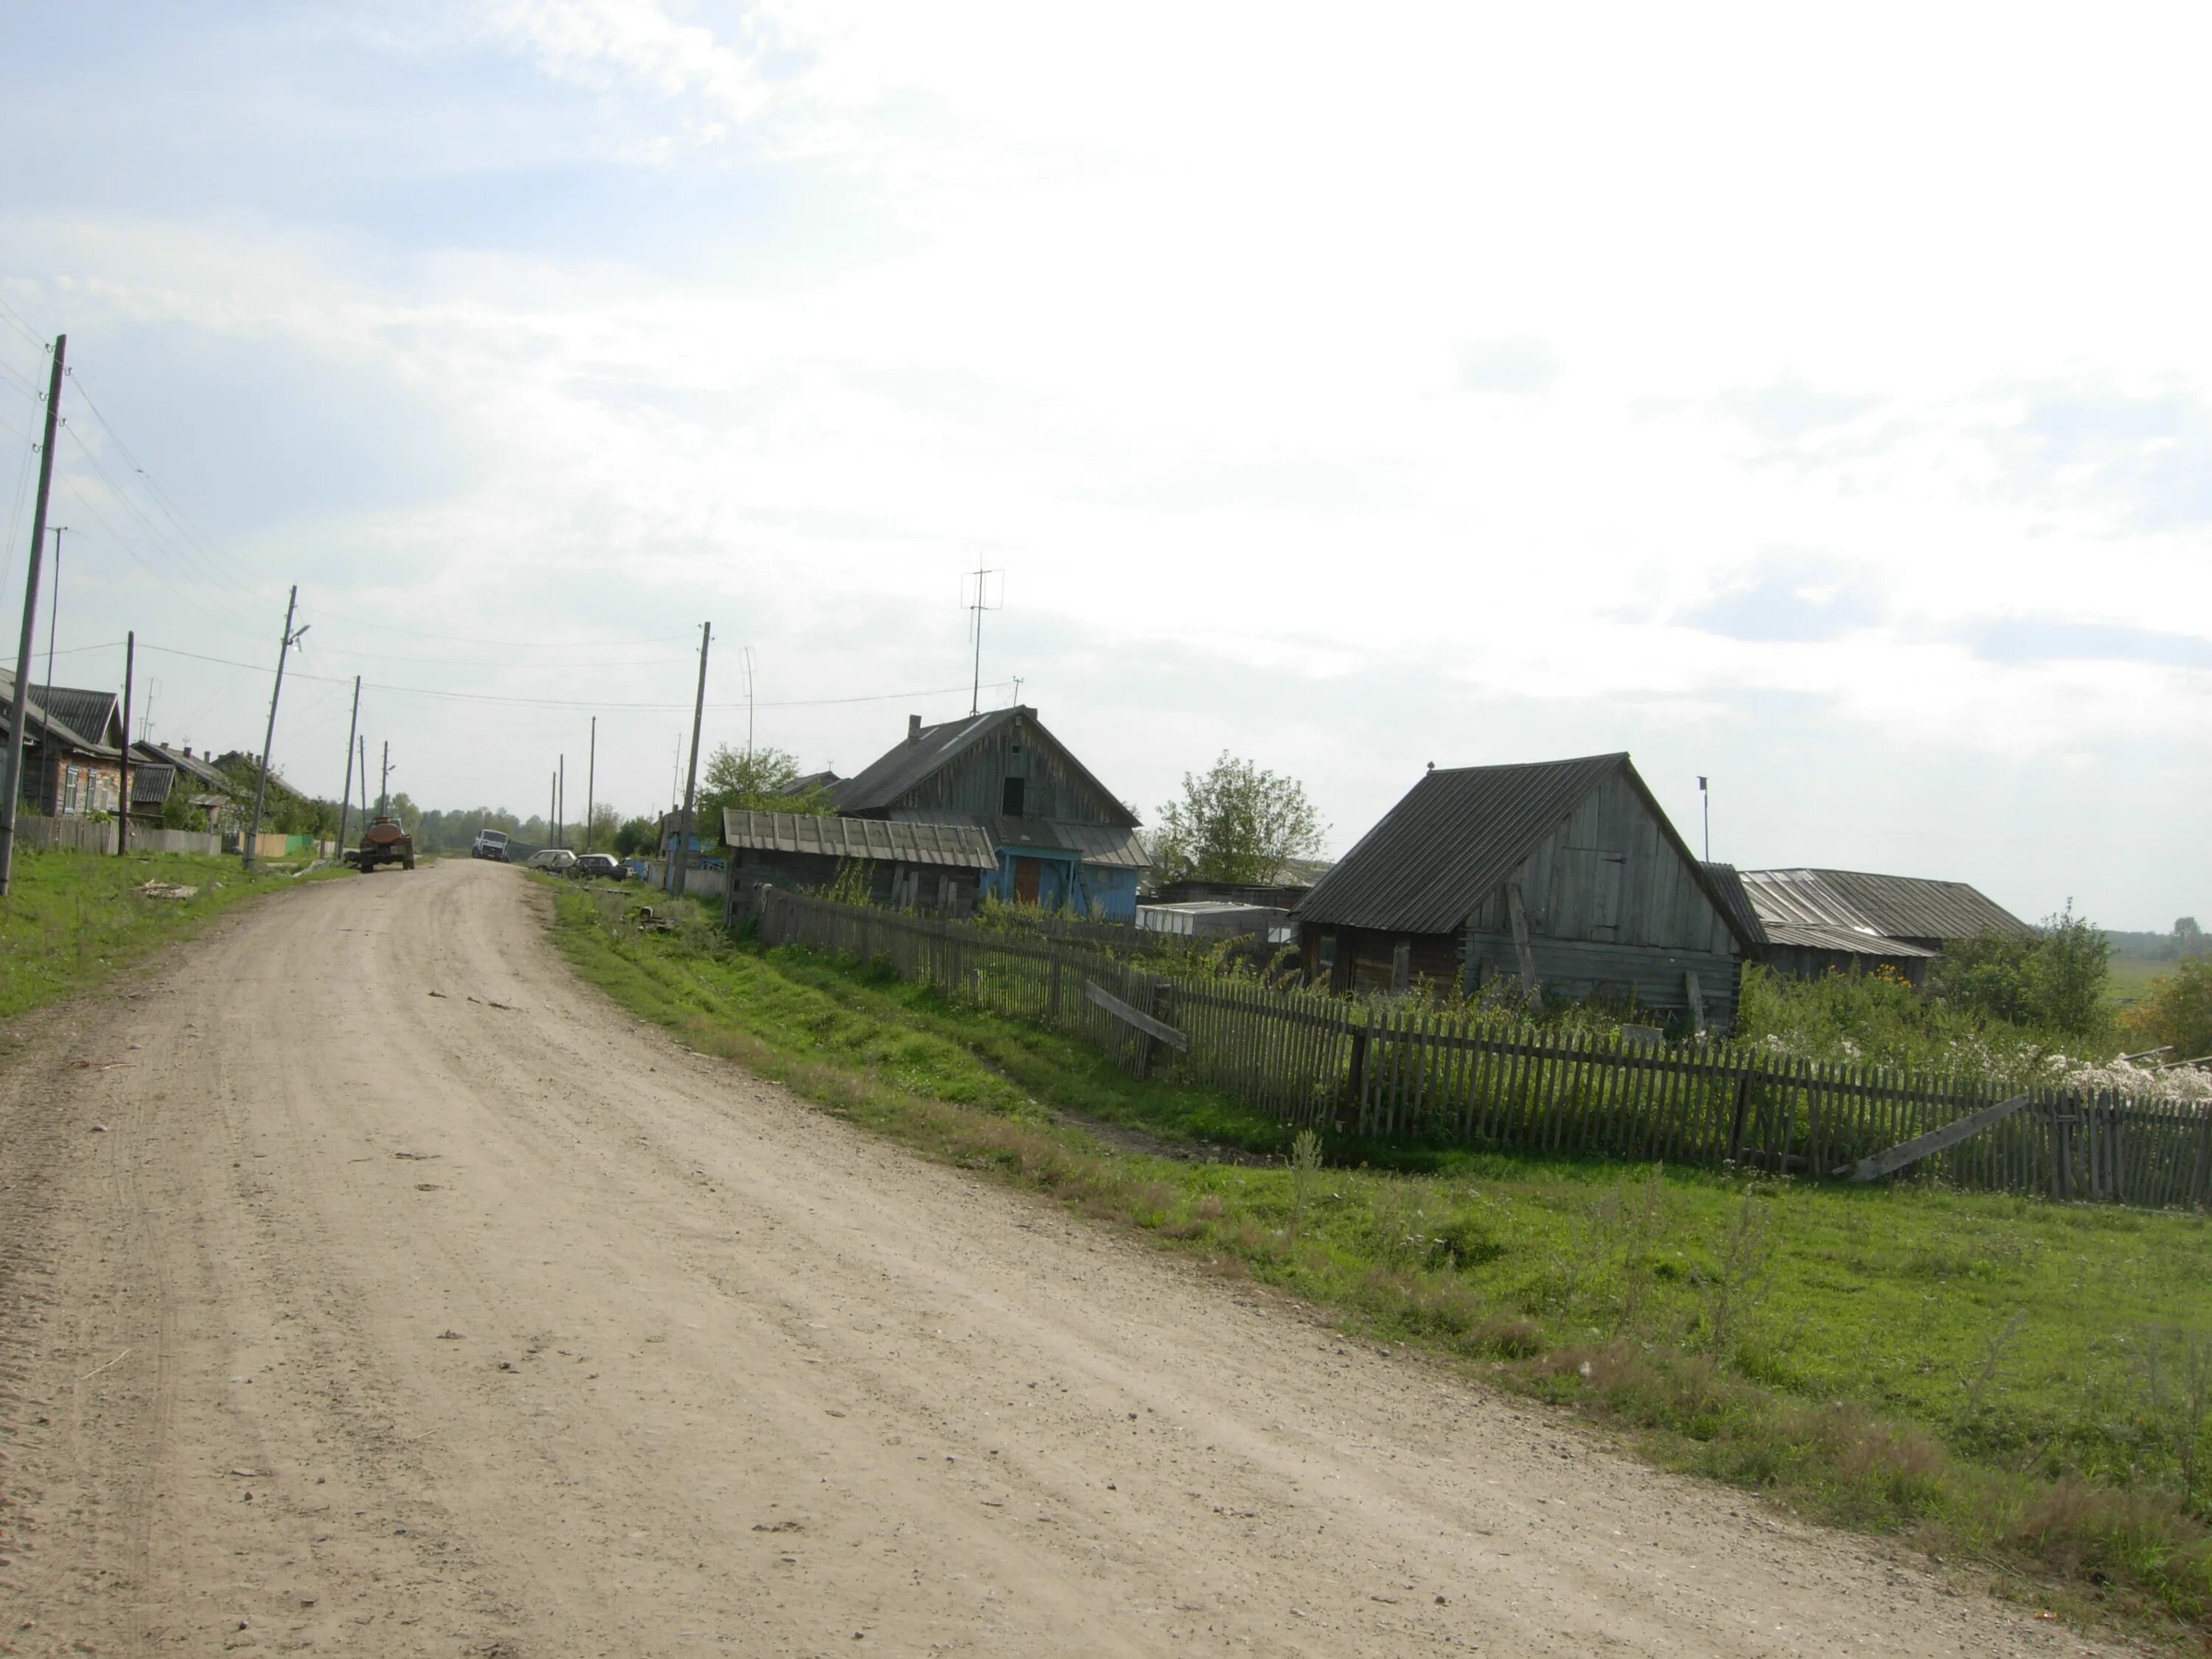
top-left (721, 809), bottom-right (998, 920)
top-left (1295, 754), bottom-right (1755, 1029)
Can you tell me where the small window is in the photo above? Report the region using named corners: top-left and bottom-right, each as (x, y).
top-left (1317, 933), bottom-right (1337, 967)
top-left (1001, 776), bottom-right (1025, 816)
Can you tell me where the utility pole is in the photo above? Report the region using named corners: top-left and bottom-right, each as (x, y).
top-left (357, 735), bottom-right (367, 826)
top-left (378, 741), bottom-right (390, 817)
top-left (241, 585), bottom-right (307, 872)
top-left (556, 753), bottom-right (565, 849)
top-left (116, 631), bottom-right (133, 857)
top-left (336, 675), bottom-right (361, 856)
top-left (1697, 775), bottom-right (1710, 863)
top-left (549, 771), bottom-right (557, 848)
top-left (585, 717), bottom-right (596, 852)
top-left (0, 331), bottom-right (65, 897)
top-left (672, 620), bottom-right (710, 897)
top-left (743, 647), bottom-right (756, 759)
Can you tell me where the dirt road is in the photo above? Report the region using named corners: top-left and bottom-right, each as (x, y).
top-left (0, 860), bottom-right (2098, 1656)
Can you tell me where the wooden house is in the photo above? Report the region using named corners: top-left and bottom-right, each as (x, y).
top-left (1731, 866), bottom-right (2029, 984)
top-left (128, 741), bottom-right (237, 832)
top-left (0, 674), bottom-right (126, 818)
top-left (828, 707), bottom-right (1149, 921)
top-left (720, 810), bottom-right (997, 922)
top-left (1294, 753), bottom-right (1757, 1029)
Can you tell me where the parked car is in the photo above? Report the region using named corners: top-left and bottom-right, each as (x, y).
top-left (524, 848), bottom-right (576, 873)
top-left (570, 852), bottom-right (625, 881)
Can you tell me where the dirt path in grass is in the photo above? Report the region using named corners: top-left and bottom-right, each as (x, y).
top-left (0, 859), bottom-right (2106, 1657)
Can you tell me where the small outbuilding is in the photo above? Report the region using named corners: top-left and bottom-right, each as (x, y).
top-left (1731, 866), bottom-right (2029, 984)
top-left (1295, 753), bottom-right (1757, 1029)
top-left (720, 810), bottom-right (998, 922)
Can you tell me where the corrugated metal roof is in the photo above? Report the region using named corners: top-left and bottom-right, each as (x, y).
top-left (1759, 921), bottom-right (1941, 959)
top-left (1296, 753), bottom-right (1628, 934)
top-left (830, 705), bottom-right (1138, 827)
top-left (131, 765), bottom-right (175, 806)
top-left (886, 809), bottom-right (1152, 869)
top-left (0, 670), bottom-right (114, 757)
top-left (1702, 863), bottom-right (1769, 947)
top-left (32, 686), bottom-right (119, 746)
top-left (722, 810), bottom-right (996, 869)
top-left (134, 742), bottom-right (232, 791)
top-left (1739, 869), bottom-right (2029, 942)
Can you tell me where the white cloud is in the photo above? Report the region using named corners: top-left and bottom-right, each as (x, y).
top-left (0, 0), bottom-right (2208, 922)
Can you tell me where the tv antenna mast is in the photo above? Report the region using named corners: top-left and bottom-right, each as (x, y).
top-left (964, 565), bottom-right (1004, 714)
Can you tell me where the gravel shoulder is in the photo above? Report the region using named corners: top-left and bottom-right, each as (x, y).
top-left (0, 860), bottom-right (2111, 1655)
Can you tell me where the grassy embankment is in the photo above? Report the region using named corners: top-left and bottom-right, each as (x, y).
top-left (0, 848), bottom-right (335, 1025)
top-left (549, 883), bottom-right (2212, 1639)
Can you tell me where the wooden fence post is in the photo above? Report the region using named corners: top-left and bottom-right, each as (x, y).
top-left (2190, 1108), bottom-right (2212, 1210)
top-left (1726, 1068), bottom-right (1754, 1162)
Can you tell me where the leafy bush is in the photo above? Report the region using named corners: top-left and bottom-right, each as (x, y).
top-left (2123, 960), bottom-right (2212, 1065)
top-left (1930, 906), bottom-right (2113, 1038)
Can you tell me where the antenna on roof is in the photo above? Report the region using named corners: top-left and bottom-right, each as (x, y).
top-left (964, 565), bottom-right (1004, 715)
top-left (1697, 775), bottom-right (1710, 863)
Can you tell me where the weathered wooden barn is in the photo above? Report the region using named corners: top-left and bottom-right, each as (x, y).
top-left (1295, 754), bottom-right (1757, 1029)
top-left (828, 707), bottom-right (1149, 921)
top-left (1731, 866), bottom-right (2029, 984)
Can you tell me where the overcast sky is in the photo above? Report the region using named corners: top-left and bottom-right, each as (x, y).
top-left (1, 1), bottom-right (2205, 927)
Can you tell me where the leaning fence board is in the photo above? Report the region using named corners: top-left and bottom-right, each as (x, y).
top-left (1850, 1092), bottom-right (2033, 1182)
top-left (1084, 980), bottom-right (1189, 1051)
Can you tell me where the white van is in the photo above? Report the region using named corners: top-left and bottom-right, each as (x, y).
top-left (471, 828), bottom-right (510, 862)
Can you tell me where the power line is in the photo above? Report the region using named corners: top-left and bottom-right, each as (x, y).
top-left (0, 296), bottom-right (44, 355)
top-left (60, 423), bottom-right (269, 611)
top-left (131, 641), bottom-right (1015, 712)
top-left (296, 605), bottom-right (699, 649)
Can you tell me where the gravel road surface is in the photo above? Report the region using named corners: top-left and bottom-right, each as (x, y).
top-left (0, 860), bottom-right (2106, 1655)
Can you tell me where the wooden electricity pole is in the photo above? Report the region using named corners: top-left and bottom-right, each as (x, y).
top-left (0, 332), bottom-right (65, 897)
top-left (671, 620), bottom-right (711, 897)
top-left (241, 586), bottom-right (306, 872)
top-left (336, 675), bottom-right (361, 856)
top-left (116, 631), bottom-right (133, 856)
top-left (585, 717), bottom-right (596, 853)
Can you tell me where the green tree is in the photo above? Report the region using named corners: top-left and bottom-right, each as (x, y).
top-left (585, 802), bottom-right (622, 849)
top-left (1930, 905), bottom-right (2113, 1040)
top-left (1149, 752), bottom-right (1324, 886)
top-left (2123, 959), bottom-right (2212, 1063)
top-left (698, 744), bottom-right (832, 820)
top-left (614, 815), bottom-right (658, 857)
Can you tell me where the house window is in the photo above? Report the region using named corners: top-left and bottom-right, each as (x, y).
top-left (1317, 933), bottom-right (1337, 970)
top-left (62, 765), bottom-right (81, 815)
top-left (1001, 776), bottom-right (1025, 816)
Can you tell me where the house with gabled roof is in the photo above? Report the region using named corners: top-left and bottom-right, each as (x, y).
top-left (128, 740), bottom-right (238, 832)
top-left (1295, 753), bottom-right (1758, 1029)
top-left (827, 706), bottom-right (1149, 920)
top-left (0, 672), bottom-right (127, 818)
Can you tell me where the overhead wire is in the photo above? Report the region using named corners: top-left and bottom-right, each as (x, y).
top-left (60, 423), bottom-right (270, 612)
top-left (132, 641), bottom-right (1015, 713)
top-left (0, 296), bottom-right (45, 355)
top-left (63, 369), bottom-right (268, 596)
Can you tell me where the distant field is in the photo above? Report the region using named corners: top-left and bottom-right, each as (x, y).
top-left (2109, 956), bottom-right (2173, 1004)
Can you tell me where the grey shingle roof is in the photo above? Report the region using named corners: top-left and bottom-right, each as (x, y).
top-left (722, 810), bottom-right (996, 869)
top-left (131, 765), bottom-right (175, 807)
top-left (0, 670), bottom-right (115, 757)
top-left (1738, 869), bottom-right (2030, 942)
top-left (1296, 754), bottom-right (1628, 934)
top-left (1759, 921), bottom-right (1941, 959)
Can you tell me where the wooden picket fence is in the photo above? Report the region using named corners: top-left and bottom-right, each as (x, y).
top-left (754, 888), bottom-right (2205, 1205)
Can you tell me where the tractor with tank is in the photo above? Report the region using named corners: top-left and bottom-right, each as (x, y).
top-left (349, 815), bottom-right (415, 873)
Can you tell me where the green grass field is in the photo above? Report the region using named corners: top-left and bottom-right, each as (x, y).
top-left (0, 846), bottom-right (335, 1024)
top-left (2111, 957), bottom-right (2174, 1006)
top-left (547, 885), bottom-right (2212, 1639)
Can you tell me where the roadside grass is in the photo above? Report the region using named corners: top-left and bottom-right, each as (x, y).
top-left (547, 883), bottom-right (2212, 1639)
top-left (0, 848), bottom-right (338, 1025)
